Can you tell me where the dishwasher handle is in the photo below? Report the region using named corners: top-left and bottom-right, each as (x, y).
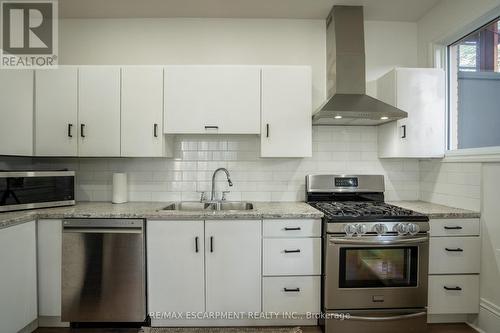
top-left (63, 227), bottom-right (143, 234)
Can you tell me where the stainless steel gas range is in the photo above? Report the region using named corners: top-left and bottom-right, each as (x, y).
top-left (306, 175), bottom-right (430, 333)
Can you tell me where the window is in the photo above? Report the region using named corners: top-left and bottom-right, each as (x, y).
top-left (448, 18), bottom-right (500, 150)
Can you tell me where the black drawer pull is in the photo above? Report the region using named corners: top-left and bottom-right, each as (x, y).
top-left (205, 126), bottom-right (219, 130)
top-left (210, 236), bottom-right (214, 253)
top-left (284, 249), bottom-right (301, 253)
top-left (80, 124), bottom-right (86, 138)
top-left (445, 248), bottom-right (464, 252)
top-left (401, 125), bottom-right (407, 139)
top-left (284, 227), bottom-right (301, 231)
top-left (266, 123), bottom-right (270, 138)
top-left (283, 288), bottom-right (300, 292)
top-left (195, 236), bottom-right (199, 253)
top-left (68, 124), bottom-right (73, 138)
top-left (444, 286), bottom-right (462, 291)
top-left (444, 226), bottom-right (463, 230)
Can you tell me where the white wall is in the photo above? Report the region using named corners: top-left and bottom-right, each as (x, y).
top-left (365, 21), bottom-right (418, 96)
top-left (59, 18), bottom-right (327, 110)
top-left (59, 18), bottom-right (419, 108)
top-left (417, 0), bottom-right (500, 67)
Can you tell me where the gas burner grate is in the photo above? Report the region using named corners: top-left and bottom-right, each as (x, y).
top-left (309, 201), bottom-right (425, 220)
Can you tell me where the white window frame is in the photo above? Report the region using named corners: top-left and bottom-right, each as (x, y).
top-left (434, 6), bottom-right (500, 162)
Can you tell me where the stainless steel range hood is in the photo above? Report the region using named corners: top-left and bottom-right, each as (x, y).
top-left (312, 6), bottom-right (407, 126)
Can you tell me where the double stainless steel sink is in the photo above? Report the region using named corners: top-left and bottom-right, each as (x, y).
top-left (162, 201), bottom-right (254, 211)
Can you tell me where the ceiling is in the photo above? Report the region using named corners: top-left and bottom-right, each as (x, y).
top-left (59, 0), bottom-right (441, 22)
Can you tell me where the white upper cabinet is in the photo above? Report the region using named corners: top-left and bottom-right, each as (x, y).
top-left (78, 67), bottom-right (121, 157)
top-left (164, 66), bottom-right (261, 134)
top-left (121, 67), bottom-right (165, 157)
top-left (0, 69), bottom-right (34, 156)
top-left (377, 68), bottom-right (445, 158)
top-left (261, 66), bottom-right (312, 157)
top-left (35, 67), bottom-right (78, 156)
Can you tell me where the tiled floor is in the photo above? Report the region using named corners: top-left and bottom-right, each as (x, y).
top-left (34, 323), bottom-right (478, 333)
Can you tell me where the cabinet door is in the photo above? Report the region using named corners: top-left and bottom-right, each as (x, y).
top-left (395, 68), bottom-right (445, 158)
top-left (261, 66), bottom-right (312, 157)
top-left (0, 221), bottom-right (37, 333)
top-left (205, 220), bottom-right (262, 313)
top-left (37, 219), bottom-right (62, 318)
top-left (35, 67), bottom-right (78, 156)
top-left (147, 220), bottom-right (205, 314)
top-left (78, 67), bottom-right (121, 156)
top-left (0, 69), bottom-right (34, 156)
top-left (164, 66), bottom-right (260, 134)
top-left (121, 67), bottom-right (164, 157)
top-left (378, 68), bottom-right (445, 158)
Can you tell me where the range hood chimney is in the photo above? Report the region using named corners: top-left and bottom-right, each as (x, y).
top-left (312, 6), bottom-right (407, 126)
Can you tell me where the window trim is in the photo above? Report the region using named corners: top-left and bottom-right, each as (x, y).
top-left (442, 7), bottom-right (500, 160)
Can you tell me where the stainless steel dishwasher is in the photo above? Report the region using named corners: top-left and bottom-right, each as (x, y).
top-left (61, 219), bottom-right (146, 323)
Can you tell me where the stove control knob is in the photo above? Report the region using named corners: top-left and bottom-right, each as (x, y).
top-left (394, 223), bottom-right (409, 235)
top-left (356, 224), bottom-right (368, 235)
top-left (344, 224), bottom-right (357, 237)
top-left (373, 223), bottom-right (388, 235)
top-left (407, 223), bottom-right (420, 235)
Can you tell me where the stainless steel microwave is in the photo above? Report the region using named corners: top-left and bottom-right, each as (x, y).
top-left (0, 170), bottom-right (75, 212)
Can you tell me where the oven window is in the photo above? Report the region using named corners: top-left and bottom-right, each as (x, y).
top-left (339, 247), bottom-right (418, 288)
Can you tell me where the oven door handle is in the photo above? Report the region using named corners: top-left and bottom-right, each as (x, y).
top-left (329, 236), bottom-right (429, 245)
top-left (348, 311), bottom-right (427, 322)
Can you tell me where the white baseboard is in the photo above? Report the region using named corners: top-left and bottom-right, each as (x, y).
top-left (19, 319), bottom-right (38, 333)
top-left (468, 298), bottom-right (500, 333)
top-left (37, 316), bottom-right (70, 328)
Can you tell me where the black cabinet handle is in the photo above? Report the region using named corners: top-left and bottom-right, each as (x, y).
top-left (210, 236), bottom-right (214, 253)
top-left (444, 226), bottom-right (463, 230)
top-left (445, 248), bottom-right (464, 252)
top-left (154, 123), bottom-right (158, 137)
top-left (205, 126), bottom-right (219, 130)
top-left (283, 288), bottom-right (300, 292)
top-left (266, 124), bottom-right (270, 138)
top-left (401, 125), bottom-right (406, 139)
top-left (284, 227), bottom-right (301, 231)
top-left (444, 286), bottom-right (462, 291)
top-left (80, 124), bottom-right (85, 138)
top-left (195, 236), bottom-right (199, 253)
top-left (68, 124), bottom-right (73, 138)
top-left (284, 249), bottom-right (301, 253)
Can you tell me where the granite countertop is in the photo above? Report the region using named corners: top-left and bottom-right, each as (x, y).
top-left (0, 201), bottom-right (324, 230)
top-left (388, 201), bottom-right (480, 219)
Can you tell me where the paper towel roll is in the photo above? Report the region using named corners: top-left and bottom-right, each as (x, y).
top-left (112, 173), bottom-right (128, 204)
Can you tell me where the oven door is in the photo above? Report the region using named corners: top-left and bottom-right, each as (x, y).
top-left (325, 234), bottom-right (429, 310)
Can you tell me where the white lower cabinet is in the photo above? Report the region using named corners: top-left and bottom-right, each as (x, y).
top-left (427, 218), bottom-right (480, 318)
top-left (147, 219), bottom-right (262, 320)
top-left (263, 238), bottom-right (321, 276)
top-left (0, 221), bottom-right (37, 333)
top-left (428, 275), bottom-right (480, 314)
top-left (148, 220), bottom-right (205, 314)
top-left (263, 276), bottom-right (320, 314)
top-left (262, 219), bottom-right (321, 316)
top-left (205, 220), bottom-right (262, 313)
top-left (37, 220), bottom-right (63, 322)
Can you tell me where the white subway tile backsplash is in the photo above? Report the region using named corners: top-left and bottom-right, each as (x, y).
top-left (0, 126), bottom-right (428, 203)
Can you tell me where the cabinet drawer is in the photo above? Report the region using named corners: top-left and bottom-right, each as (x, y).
top-left (263, 276), bottom-right (320, 314)
top-left (263, 238), bottom-right (321, 276)
top-left (263, 219), bottom-right (321, 238)
top-left (429, 237), bottom-right (480, 274)
top-left (428, 275), bottom-right (479, 314)
top-left (430, 219), bottom-right (479, 237)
